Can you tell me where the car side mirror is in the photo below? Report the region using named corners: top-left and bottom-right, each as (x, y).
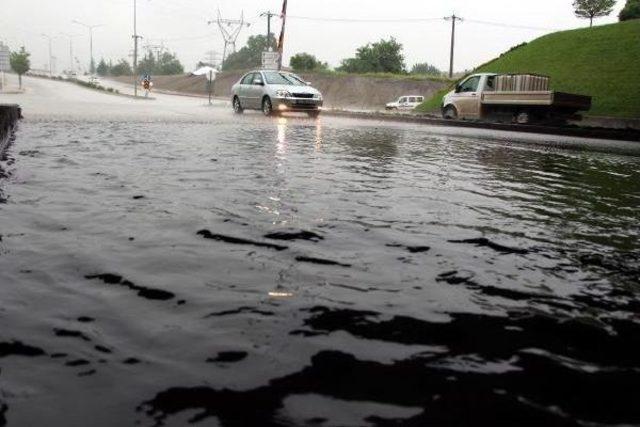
top-left (306, 81), bottom-right (312, 86)
top-left (455, 85), bottom-right (462, 93)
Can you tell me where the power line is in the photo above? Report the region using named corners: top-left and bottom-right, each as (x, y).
top-left (147, 34), bottom-right (216, 43)
top-left (286, 15), bottom-right (442, 23)
top-left (284, 14), bottom-right (554, 31)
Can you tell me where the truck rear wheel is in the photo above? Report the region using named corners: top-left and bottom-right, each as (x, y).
top-left (443, 105), bottom-right (458, 120)
top-left (515, 111), bottom-right (531, 125)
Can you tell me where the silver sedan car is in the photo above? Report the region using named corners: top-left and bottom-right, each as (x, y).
top-left (231, 70), bottom-right (323, 117)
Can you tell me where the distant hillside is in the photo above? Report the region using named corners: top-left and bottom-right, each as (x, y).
top-left (419, 20), bottom-right (640, 118)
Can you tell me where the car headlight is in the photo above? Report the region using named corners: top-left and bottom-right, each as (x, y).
top-left (314, 93), bottom-right (323, 100)
top-left (276, 90), bottom-right (291, 98)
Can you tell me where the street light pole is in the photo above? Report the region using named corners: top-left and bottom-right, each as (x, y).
top-left (133, 0), bottom-right (142, 97)
top-left (41, 34), bottom-right (53, 76)
top-left (72, 20), bottom-right (103, 75)
top-left (60, 33), bottom-right (79, 75)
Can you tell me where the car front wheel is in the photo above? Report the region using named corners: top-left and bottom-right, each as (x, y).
top-left (233, 97), bottom-right (244, 114)
top-left (443, 105), bottom-right (458, 120)
top-left (262, 97), bottom-right (274, 117)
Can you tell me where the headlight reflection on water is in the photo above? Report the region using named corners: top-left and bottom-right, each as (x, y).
top-left (277, 117), bottom-right (288, 154)
top-left (276, 116), bottom-right (323, 154)
top-left (268, 291), bottom-right (294, 298)
top-left (315, 120), bottom-right (323, 151)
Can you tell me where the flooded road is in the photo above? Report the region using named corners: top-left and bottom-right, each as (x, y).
top-left (1, 77), bottom-right (640, 426)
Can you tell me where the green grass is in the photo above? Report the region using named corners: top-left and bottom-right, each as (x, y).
top-left (418, 20), bottom-right (640, 118)
top-left (416, 87), bottom-right (452, 113)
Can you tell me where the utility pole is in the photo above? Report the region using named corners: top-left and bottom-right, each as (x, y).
top-left (41, 33), bottom-right (54, 76)
top-left (444, 14), bottom-right (463, 79)
top-left (260, 11), bottom-right (277, 51)
top-left (277, 0), bottom-right (288, 70)
top-left (132, 0), bottom-right (143, 97)
top-left (208, 10), bottom-right (250, 68)
top-left (72, 20), bottom-right (103, 74)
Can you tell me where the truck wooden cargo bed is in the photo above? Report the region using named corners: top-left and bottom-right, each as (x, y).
top-left (482, 91), bottom-right (592, 111)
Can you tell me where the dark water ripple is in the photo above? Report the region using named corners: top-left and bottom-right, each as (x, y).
top-left (0, 117), bottom-right (639, 426)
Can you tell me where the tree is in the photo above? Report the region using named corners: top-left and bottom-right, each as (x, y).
top-left (156, 52), bottom-right (184, 75)
top-left (222, 34), bottom-right (277, 71)
top-left (289, 53), bottom-right (328, 72)
top-left (135, 50), bottom-right (184, 75)
top-left (110, 59), bottom-right (132, 77)
top-left (96, 58), bottom-right (109, 76)
top-left (337, 38), bottom-right (405, 74)
top-left (10, 46), bottom-right (30, 89)
top-left (573, 0), bottom-right (617, 27)
top-left (136, 52), bottom-right (157, 75)
top-left (619, 0), bottom-right (640, 20)
top-left (410, 62), bottom-right (442, 76)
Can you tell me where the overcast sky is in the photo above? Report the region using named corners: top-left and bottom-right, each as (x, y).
top-left (0, 0), bottom-right (625, 74)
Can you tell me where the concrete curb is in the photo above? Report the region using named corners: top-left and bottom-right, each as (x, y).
top-left (578, 116), bottom-right (640, 131)
top-left (0, 104), bottom-right (22, 156)
top-left (323, 110), bottom-right (640, 143)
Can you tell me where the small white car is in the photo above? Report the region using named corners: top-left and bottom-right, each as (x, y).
top-left (385, 95), bottom-right (424, 110)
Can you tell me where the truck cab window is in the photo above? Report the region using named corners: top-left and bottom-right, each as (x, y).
top-left (459, 76), bottom-right (481, 93)
top-left (485, 76), bottom-right (495, 91)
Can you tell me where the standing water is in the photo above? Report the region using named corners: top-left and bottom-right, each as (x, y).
top-left (1, 115), bottom-right (639, 426)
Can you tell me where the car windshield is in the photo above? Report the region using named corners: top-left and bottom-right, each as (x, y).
top-left (263, 72), bottom-right (305, 86)
top-left (285, 74), bottom-right (307, 85)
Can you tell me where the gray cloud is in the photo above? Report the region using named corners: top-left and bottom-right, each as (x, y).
top-left (0, 0), bottom-right (624, 73)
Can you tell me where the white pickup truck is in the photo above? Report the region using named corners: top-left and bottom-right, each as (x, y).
top-left (442, 73), bottom-right (592, 124)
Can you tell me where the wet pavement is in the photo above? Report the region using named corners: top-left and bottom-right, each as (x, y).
top-left (1, 76), bottom-right (640, 426)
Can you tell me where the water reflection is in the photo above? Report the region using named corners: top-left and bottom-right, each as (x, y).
top-left (277, 117), bottom-right (288, 157)
top-left (315, 120), bottom-right (323, 152)
top-left (337, 128), bottom-right (400, 160)
top-left (2, 119), bottom-right (639, 426)
top-left (474, 144), bottom-right (640, 252)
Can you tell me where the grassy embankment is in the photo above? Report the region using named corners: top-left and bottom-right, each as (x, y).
top-left (417, 20), bottom-right (640, 118)
top-left (306, 70), bottom-right (452, 83)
